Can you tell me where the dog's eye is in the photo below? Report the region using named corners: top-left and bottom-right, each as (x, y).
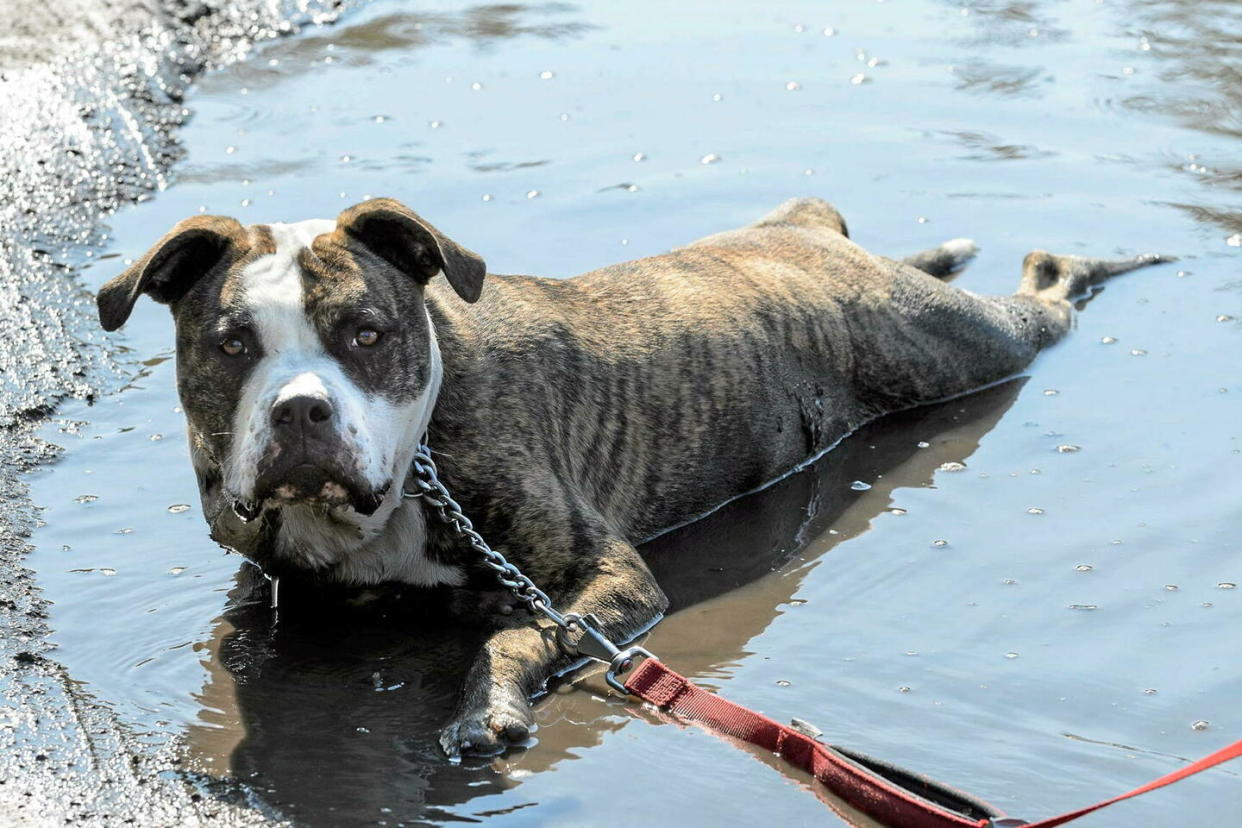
top-left (354, 328), bottom-right (382, 347)
top-left (220, 337), bottom-right (246, 357)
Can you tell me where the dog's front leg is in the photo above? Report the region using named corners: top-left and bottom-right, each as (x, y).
top-left (439, 533), bottom-right (667, 757)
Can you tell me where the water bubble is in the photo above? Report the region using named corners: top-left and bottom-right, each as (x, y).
top-left (1130, 348), bottom-right (1147, 356)
top-left (1176, 270), bottom-right (1191, 277)
top-left (793, 24), bottom-right (806, 33)
top-left (1226, 234), bottom-right (1242, 247)
top-left (1068, 604), bottom-right (1098, 611)
top-left (526, 190), bottom-right (541, 199)
top-left (620, 239), bottom-right (630, 246)
top-left (1218, 582), bottom-right (1236, 590)
top-left (775, 680), bottom-right (791, 687)
top-left (74, 494), bottom-right (99, 504)
top-left (1191, 720), bottom-right (1210, 731)
top-left (428, 120), bottom-right (442, 129)
top-left (1075, 564), bottom-right (1094, 573)
top-left (786, 81), bottom-right (802, 91)
top-left (1056, 444), bottom-right (1081, 453)
top-left (823, 27), bottom-right (837, 36)
top-left (100, 568), bottom-right (117, 576)
top-left (356, 726), bottom-right (370, 734)
top-left (633, 152), bottom-right (647, 161)
top-left (898, 686), bottom-right (911, 693)
top-left (470, 82), bottom-right (483, 91)
top-left (373, 115), bottom-right (387, 123)
top-left (240, 199), bottom-right (251, 207)
top-left (1027, 507), bottom-right (1045, 515)
top-left (916, 216), bottom-right (929, 224)
top-left (1001, 578), bottom-right (1017, 585)
top-left (1143, 688), bottom-right (1157, 695)
top-left (481, 194), bottom-right (493, 202)
top-left (1044, 388), bottom-right (1059, 396)
top-left (625, 184), bottom-right (640, 192)
top-left (1100, 336), bottom-right (1117, 344)
top-left (1217, 314), bottom-right (1234, 323)
top-left (889, 507), bottom-right (907, 516)
top-left (115, 528), bottom-right (133, 535)
top-left (1202, 602), bottom-right (1214, 608)
top-left (340, 154), bottom-right (352, 163)
top-left (932, 539), bottom-right (949, 548)
top-left (1122, 66), bottom-right (1136, 76)
top-left (711, 93), bottom-right (723, 102)
top-left (905, 651), bottom-right (919, 656)
top-left (168, 567), bottom-right (185, 575)
top-left (1164, 584), bottom-right (1179, 591)
top-left (916, 441), bottom-right (930, 448)
top-left (850, 73), bottom-right (868, 85)
top-left (1004, 652), bottom-right (1019, 659)
top-left (788, 598), bottom-right (808, 606)
top-left (849, 480), bottom-right (872, 491)
top-left (539, 70), bottom-right (555, 80)
top-left (938, 461), bottom-right (966, 472)
top-left (804, 168), bottom-right (815, 176)
top-left (559, 113), bottom-right (571, 121)
top-left (700, 153), bottom-right (722, 165)
top-left (225, 145), bottom-right (236, 154)
top-left (167, 504), bottom-right (190, 514)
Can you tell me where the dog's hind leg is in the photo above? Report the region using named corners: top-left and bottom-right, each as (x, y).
top-left (901, 238), bottom-right (980, 280)
top-left (1018, 250), bottom-right (1173, 303)
top-left (845, 248), bottom-right (1173, 412)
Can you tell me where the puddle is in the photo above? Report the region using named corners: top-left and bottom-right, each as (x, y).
top-left (26, 0), bottom-right (1242, 824)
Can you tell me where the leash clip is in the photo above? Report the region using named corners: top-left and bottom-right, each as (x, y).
top-left (560, 613), bottom-right (654, 693)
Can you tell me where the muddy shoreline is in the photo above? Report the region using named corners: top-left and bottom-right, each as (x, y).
top-left (0, 1), bottom-right (355, 823)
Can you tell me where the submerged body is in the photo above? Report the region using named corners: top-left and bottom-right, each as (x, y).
top-left (96, 196), bottom-right (1166, 756)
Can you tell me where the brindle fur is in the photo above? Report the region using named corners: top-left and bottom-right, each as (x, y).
top-left (97, 196), bottom-right (1168, 756)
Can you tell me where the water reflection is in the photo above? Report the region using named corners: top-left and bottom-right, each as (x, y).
top-left (183, 381), bottom-right (1024, 822)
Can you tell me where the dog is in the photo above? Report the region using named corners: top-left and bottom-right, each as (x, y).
top-left (96, 196), bottom-right (1166, 756)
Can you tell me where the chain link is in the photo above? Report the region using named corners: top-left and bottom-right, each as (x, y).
top-left (404, 441), bottom-right (570, 629)
top-left (405, 439), bottom-right (658, 691)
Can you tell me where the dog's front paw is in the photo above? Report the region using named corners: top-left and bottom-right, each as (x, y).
top-left (439, 689), bottom-right (535, 758)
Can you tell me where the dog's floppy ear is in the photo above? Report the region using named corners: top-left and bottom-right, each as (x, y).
top-left (97, 215), bottom-right (246, 331)
top-left (334, 198), bottom-right (486, 303)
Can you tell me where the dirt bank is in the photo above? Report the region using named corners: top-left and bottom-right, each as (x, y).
top-left (0, 1), bottom-right (354, 824)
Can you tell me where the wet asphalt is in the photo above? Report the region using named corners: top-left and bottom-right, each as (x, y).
top-left (0, 1), bottom-right (355, 824)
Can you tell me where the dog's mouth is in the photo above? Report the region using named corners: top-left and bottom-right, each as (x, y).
top-left (233, 464), bottom-right (391, 523)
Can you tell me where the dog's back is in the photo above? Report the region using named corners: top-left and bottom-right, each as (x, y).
top-left (425, 197), bottom-right (1108, 543)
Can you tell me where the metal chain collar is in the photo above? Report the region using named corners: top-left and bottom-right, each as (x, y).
top-left (404, 440), bottom-right (653, 692)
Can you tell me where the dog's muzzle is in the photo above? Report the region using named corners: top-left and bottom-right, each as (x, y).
top-left (232, 393), bottom-right (388, 521)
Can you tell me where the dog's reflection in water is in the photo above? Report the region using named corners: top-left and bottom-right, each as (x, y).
top-left (184, 379), bottom-right (1023, 823)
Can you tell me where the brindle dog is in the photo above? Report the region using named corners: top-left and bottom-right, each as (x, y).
top-left (96, 196), bottom-right (1167, 756)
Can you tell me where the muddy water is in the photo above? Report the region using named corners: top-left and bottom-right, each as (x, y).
top-left (25, 0), bottom-right (1242, 825)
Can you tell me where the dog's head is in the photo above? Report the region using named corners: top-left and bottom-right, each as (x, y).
top-left (97, 198), bottom-right (484, 573)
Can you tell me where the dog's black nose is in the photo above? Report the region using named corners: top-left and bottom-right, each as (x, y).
top-left (272, 395), bottom-right (335, 434)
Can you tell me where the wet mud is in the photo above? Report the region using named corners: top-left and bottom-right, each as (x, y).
top-left (0, 1), bottom-right (352, 824)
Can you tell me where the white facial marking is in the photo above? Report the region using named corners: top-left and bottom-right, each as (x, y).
top-left (221, 219), bottom-right (455, 586)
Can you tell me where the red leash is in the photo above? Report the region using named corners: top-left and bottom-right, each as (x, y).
top-left (623, 658), bottom-right (1242, 828)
